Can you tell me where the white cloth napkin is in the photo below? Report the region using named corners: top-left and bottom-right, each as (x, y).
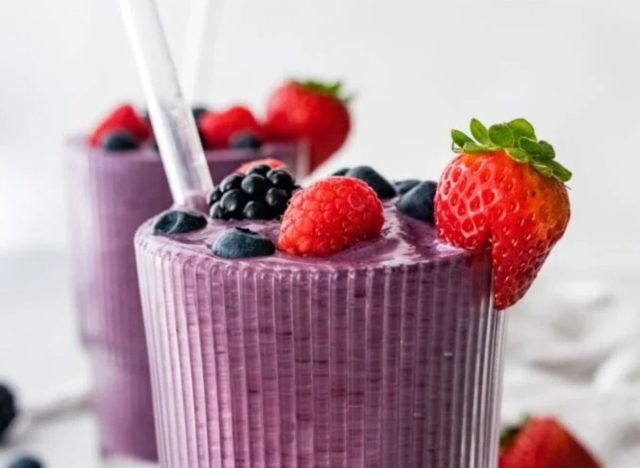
top-left (503, 279), bottom-right (640, 467)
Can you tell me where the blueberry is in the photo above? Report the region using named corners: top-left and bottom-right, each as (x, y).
top-left (210, 202), bottom-right (227, 220)
top-left (0, 383), bottom-right (17, 440)
top-left (241, 174), bottom-right (271, 198)
top-left (346, 166), bottom-right (396, 199)
top-left (395, 181), bottom-right (437, 223)
top-left (212, 228), bottom-right (276, 259)
top-left (192, 105), bottom-right (208, 121)
top-left (220, 173), bottom-right (245, 192)
top-left (8, 455), bottom-right (43, 468)
top-left (220, 189), bottom-right (248, 219)
top-left (247, 164), bottom-right (272, 176)
top-left (208, 187), bottom-right (223, 206)
top-left (394, 179), bottom-right (421, 195)
top-left (102, 130), bottom-right (140, 151)
top-left (242, 200), bottom-right (272, 220)
top-left (265, 187), bottom-right (291, 214)
top-left (332, 167), bottom-right (350, 176)
top-left (153, 210), bottom-right (207, 236)
top-left (267, 169), bottom-right (295, 190)
top-left (230, 131), bottom-right (263, 150)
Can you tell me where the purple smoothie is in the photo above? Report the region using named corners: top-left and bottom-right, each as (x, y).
top-left (65, 139), bottom-right (307, 461)
top-left (135, 201), bottom-right (507, 468)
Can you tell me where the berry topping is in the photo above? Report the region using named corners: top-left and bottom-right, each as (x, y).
top-left (247, 164), bottom-right (272, 176)
top-left (191, 105), bottom-right (209, 121)
top-left (435, 118), bottom-right (571, 309)
top-left (241, 174), bottom-right (271, 198)
top-left (396, 181), bottom-right (437, 223)
top-left (101, 130), bottom-right (140, 151)
top-left (153, 210), bottom-right (207, 236)
top-left (209, 169), bottom-right (297, 220)
top-left (88, 103), bottom-right (150, 146)
top-left (213, 227), bottom-right (276, 259)
top-left (237, 158), bottom-right (288, 174)
top-left (265, 79), bottom-right (351, 171)
top-left (499, 417), bottom-right (601, 468)
top-left (230, 131), bottom-right (263, 150)
top-left (345, 166), bottom-right (396, 199)
top-left (394, 179), bottom-right (421, 195)
top-left (265, 187), bottom-right (290, 215)
top-left (8, 456), bottom-right (43, 468)
top-left (242, 200), bottom-right (272, 220)
top-left (199, 105), bottom-right (262, 149)
top-left (209, 202), bottom-right (225, 220)
top-left (208, 187), bottom-right (223, 205)
top-left (220, 189), bottom-right (249, 219)
top-left (278, 177), bottom-right (384, 256)
top-left (266, 169), bottom-right (295, 190)
top-left (0, 383), bottom-right (17, 440)
top-left (219, 173), bottom-right (245, 192)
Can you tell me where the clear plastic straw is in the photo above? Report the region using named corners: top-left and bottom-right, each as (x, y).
top-left (182, 0), bottom-right (224, 102)
top-left (118, 0), bottom-right (213, 207)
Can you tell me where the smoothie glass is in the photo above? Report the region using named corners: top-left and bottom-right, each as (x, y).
top-left (65, 139), bottom-right (307, 461)
top-left (134, 206), bottom-right (507, 468)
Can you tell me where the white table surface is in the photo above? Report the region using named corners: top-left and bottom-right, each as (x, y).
top-left (1, 250), bottom-right (638, 467)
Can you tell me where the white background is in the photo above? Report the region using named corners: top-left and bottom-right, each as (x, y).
top-left (1, 0), bottom-right (640, 466)
top-left (0, 0), bottom-right (639, 272)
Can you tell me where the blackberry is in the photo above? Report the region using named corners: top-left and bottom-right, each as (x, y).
top-left (207, 168), bottom-right (298, 221)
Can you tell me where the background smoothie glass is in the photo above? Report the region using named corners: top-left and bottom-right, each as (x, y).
top-left (134, 206), bottom-right (507, 468)
top-left (65, 139), bottom-right (307, 461)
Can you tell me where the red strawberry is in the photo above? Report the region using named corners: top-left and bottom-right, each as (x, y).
top-left (199, 105), bottom-right (262, 149)
top-left (500, 417), bottom-right (601, 468)
top-left (236, 158), bottom-right (287, 174)
top-left (435, 118), bottom-right (571, 309)
top-left (278, 177), bottom-right (383, 256)
top-left (88, 103), bottom-right (150, 146)
top-left (265, 79), bottom-right (351, 171)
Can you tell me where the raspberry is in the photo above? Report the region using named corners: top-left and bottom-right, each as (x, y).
top-left (199, 105), bottom-right (262, 148)
top-left (278, 177), bottom-right (384, 256)
top-left (88, 104), bottom-right (150, 146)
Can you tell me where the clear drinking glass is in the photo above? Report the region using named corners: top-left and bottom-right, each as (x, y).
top-left (134, 217), bottom-right (507, 468)
top-left (65, 139), bottom-right (307, 462)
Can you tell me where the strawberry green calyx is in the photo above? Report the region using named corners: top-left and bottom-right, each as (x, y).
top-left (500, 416), bottom-right (531, 450)
top-left (451, 118), bottom-right (572, 182)
top-left (295, 79), bottom-right (353, 104)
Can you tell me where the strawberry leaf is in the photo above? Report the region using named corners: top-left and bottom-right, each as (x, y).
top-left (548, 160), bottom-right (572, 182)
top-left (508, 118), bottom-right (536, 140)
top-left (489, 124), bottom-right (515, 147)
top-left (532, 162), bottom-right (554, 177)
top-left (507, 147), bottom-right (530, 163)
top-left (451, 129), bottom-right (473, 149)
top-left (450, 118), bottom-right (571, 183)
top-left (470, 119), bottom-right (490, 144)
top-left (537, 141), bottom-right (556, 160)
top-left (463, 141), bottom-right (487, 153)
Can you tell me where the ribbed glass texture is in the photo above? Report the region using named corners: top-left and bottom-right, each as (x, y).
top-left (65, 140), bottom-right (306, 461)
top-left (136, 236), bottom-right (507, 468)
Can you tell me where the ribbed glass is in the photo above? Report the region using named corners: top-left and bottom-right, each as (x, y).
top-left (64, 139), bottom-right (307, 461)
top-left (136, 235), bottom-right (507, 468)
